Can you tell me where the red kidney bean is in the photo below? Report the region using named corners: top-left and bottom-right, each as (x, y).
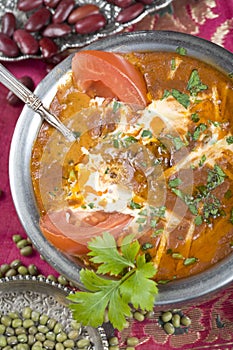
top-left (68, 4), bottom-right (100, 24)
top-left (17, 0), bottom-right (44, 12)
top-left (1, 12), bottom-right (16, 37)
top-left (116, 3), bottom-right (144, 23)
top-left (42, 23), bottom-right (72, 37)
top-left (25, 7), bottom-right (51, 32)
top-left (13, 29), bottom-right (39, 55)
top-left (39, 37), bottom-right (58, 58)
top-left (108, 0), bottom-right (134, 8)
top-left (43, 0), bottom-right (61, 7)
top-left (52, 0), bottom-right (75, 24)
top-left (7, 76), bottom-right (35, 106)
top-left (75, 13), bottom-right (107, 34)
top-left (0, 33), bottom-right (19, 57)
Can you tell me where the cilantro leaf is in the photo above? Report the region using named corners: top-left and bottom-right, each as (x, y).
top-left (171, 89), bottom-right (190, 108)
top-left (226, 136), bottom-right (233, 144)
top-left (68, 233), bottom-right (158, 330)
top-left (88, 232), bottom-right (135, 275)
top-left (176, 47), bottom-right (187, 56)
top-left (187, 69), bottom-right (208, 96)
top-left (119, 255), bottom-right (158, 310)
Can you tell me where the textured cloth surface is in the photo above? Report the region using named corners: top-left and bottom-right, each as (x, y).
top-left (0, 0), bottom-right (233, 348)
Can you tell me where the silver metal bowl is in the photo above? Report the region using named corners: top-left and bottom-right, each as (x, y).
top-left (9, 30), bottom-right (233, 306)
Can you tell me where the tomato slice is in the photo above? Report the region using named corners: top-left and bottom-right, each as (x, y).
top-left (72, 50), bottom-right (148, 108)
top-left (40, 209), bottom-right (133, 255)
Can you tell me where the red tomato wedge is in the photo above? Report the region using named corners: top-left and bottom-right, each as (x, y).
top-left (72, 50), bottom-right (148, 108)
top-left (40, 209), bottom-right (133, 255)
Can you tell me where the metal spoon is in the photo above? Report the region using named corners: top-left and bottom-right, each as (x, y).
top-left (0, 63), bottom-right (76, 142)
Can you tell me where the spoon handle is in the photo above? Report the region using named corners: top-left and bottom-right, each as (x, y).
top-left (0, 63), bottom-right (76, 142)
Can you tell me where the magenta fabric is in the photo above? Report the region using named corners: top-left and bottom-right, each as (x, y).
top-left (1, 0), bottom-right (233, 348)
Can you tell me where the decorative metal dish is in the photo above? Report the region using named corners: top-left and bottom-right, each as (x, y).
top-left (0, 0), bottom-right (173, 61)
top-left (0, 275), bottom-right (109, 349)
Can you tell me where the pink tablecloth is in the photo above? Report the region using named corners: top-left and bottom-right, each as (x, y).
top-left (1, 0), bottom-right (233, 349)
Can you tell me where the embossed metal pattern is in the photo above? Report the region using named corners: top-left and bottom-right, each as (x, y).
top-left (0, 0), bottom-right (173, 61)
top-left (0, 275), bottom-right (109, 350)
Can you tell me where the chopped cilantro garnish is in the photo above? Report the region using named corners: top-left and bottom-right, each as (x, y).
top-left (141, 129), bottom-right (153, 138)
top-left (194, 215), bottom-right (203, 226)
top-left (171, 89), bottom-right (190, 108)
top-left (113, 139), bottom-right (120, 148)
top-left (226, 136), bottom-right (233, 144)
top-left (172, 253), bottom-right (183, 259)
top-left (191, 113), bottom-right (200, 123)
top-left (142, 242), bottom-right (154, 250)
top-left (162, 89), bottom-right (170, 99)
top-left (183, 257), bottom-right (197, 266)
top-left (152, 228), bottom-right (164, 236)
top-left (129, 200), bottom-right (142, 210)
top-left (187, 69), bottom-right (208, 96)
top-left (150, 219), bottom-right (157, 228)
top-left (171, 58), bottom-right (176, 70)
top-left (192, 123), bottom-right (207, 141)
top-left (136, 217), bottom-right (147, 224)
top-left (88, 202), bottom-right (95, 209)
top-left (176, 47), bottom-right (187, 55)
top-left (113, 101), bottom-right (121, 113)
top-left (168, 177), bottom-right (182, 188)
top-left (199, 154), bottom-right (206, 167)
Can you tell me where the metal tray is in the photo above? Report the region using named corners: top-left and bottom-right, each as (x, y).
top-left (0, 0), bottom-right (173, 61)
top-left (0, 275), bottom-right (109, 350)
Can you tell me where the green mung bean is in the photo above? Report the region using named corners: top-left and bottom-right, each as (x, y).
top-left (57, 275), bottom-right (68, 286)
top-left (15, 327), bottom-right (26, 335)
top-left (37, 325), bottom-right (49, 334)
top-left (23, 319), bottom-right (34, 329)
top-left (12, 234), bottom-right (22, 243)
top-left (20, 246), bottom-right (33, 257)
top-left (17, 333), bottom-right (28, 343)
top-left (133, 311), bottom-right (144, 322)
top-left (127, 337), bottom-right (139, 346)
top-left (0, 264), bottom-right (10, 275)
top-left (56, 331), bottom-right (67, 343)
top-left (10, 260), bottom-right (22, 269)
top-left (44, 339), bottom-right (55, 349)
top-left (8, 312), bottom-right (19, 320)
top-left (12, 319), bottom-right (23, 328)
top-left (76, 338), bottom-right (90, 348)
top-left (17, 266), bottom-right (28, 276)
top-left (0, 324), bottom-right (6, 334)
top-left (39, 314), bottom-right (49, 325)
top-left (47, 275), bottom-right (57, 283)
top-left (31, 311), bottom-right (40, 323)
top-left (46, 318), bottom-right (56, 330)
top-left (163, 322), bottom-right (175, 335)
top-left (1, 315), bottom-right (12, 327)
top-left (181, 315), bottom-right (191, 326)
top-left (6, 335), bottom-right (17, 345)
top-left (55, 344), bottom-right (64, 350)
top-left (46, 331), bottom-right (56, 341)
top-left (161, 311), bottom-right (172, 323)
top-left (28, 326), bottom-right (37, 335)
top-left (172, 314), bottom-right (181, 328)
top-left (109, 346), bottom-right (120, 350)
top-left (17, 239), bottom-right (29, 249)
top-left (53, 324), bottom-right (63, 335)
top-left (0, 335), bottom-right (7, 347)
top-left (35, 332), bottom-right (46, 342)
top-left (109, 336), bottom-right (119, 346)
top-left (5, 326), bottom-right (14, 336)
top-left (63, 339), bottom-right (74, 348)
top-left (5, 268), bottom-right (17, 277)
top-left (22, 307), bottom-right (32, 320)
top-left (67, 330), bottom-right (78, 340)
top-left (28, 264), bottom-right (38, 276)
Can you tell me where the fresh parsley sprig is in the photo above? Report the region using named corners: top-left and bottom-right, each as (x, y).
top-left (67, 232), bottom-right (158, 330)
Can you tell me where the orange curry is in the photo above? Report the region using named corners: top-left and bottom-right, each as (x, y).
top-left (31, 50), bottom-right (233, 283)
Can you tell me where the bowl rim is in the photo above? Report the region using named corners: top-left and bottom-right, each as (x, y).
top-left (9, 30), bottom-right (233, 306)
